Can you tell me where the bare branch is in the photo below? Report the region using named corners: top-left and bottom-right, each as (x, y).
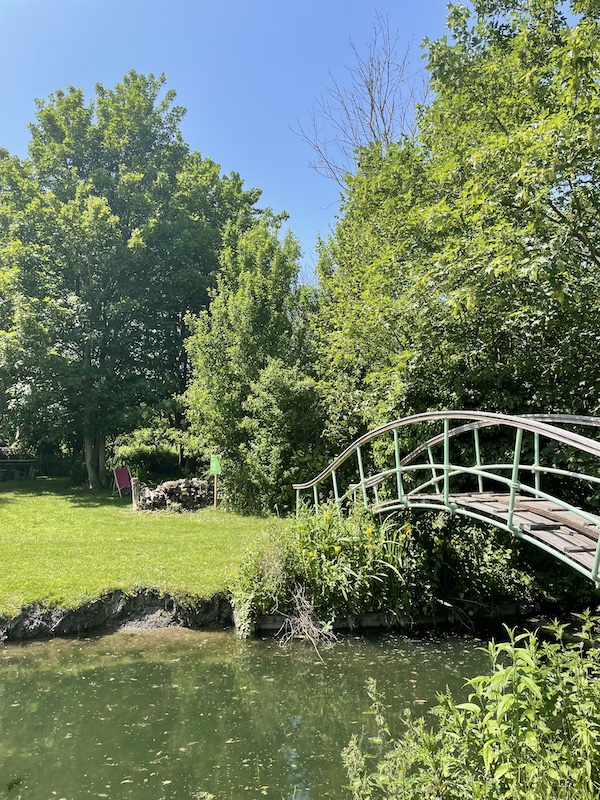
top-left (294, 12), bottom-right (429, 186)
top-left (276, 583), bottom-right (337, 660)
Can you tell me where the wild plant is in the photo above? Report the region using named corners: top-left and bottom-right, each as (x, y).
top-left (343, 614), bottom-right (600, 799)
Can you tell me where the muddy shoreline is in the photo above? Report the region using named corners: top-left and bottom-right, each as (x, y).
top-left (0, 588), bottom-right (233, 642)
top-left (0, 588), bottom-right (546, 643)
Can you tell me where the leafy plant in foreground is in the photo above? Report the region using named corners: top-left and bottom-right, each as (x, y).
top-left (344, 615), bottom-right (600, 799)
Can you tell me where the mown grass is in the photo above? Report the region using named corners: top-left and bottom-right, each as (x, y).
top-left (0, 478), bottom-right (269, 618)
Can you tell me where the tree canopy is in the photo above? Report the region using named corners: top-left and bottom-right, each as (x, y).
top-left (3, 1), bottom-right (600, 510)
top-left (316, 0), bottom-right (600, 448)
top-left (0, 71), bottom-right (260, 487)
top-left (183, 213), bottom-right (326, 512)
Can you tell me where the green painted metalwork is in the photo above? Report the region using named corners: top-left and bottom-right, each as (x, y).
top-left (293, 411), bottom-right (600, 585)
top-left (356, 445), bottom-right (368, 508)
top-left (592, 534), bottom-right (600, 583)
top-left (507, 427), bottom-right (524, 531)
top-left (331, 469), bottom-right (339, 503)
top-left (534, 432), bottom-right (541, 493)
top-left (474, 427), bottom-right (484, 493)
top-left (393, 429), bottom-right (405, 503)
top-left (443, 418), bottom-right (450, 507)
top-left (427, 447), bottom-right (441, 492)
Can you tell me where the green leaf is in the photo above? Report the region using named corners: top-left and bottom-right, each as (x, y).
top-left (494, 762), bottom-right (513, 781)
top-left (455, 702), bottom-right (481, 713)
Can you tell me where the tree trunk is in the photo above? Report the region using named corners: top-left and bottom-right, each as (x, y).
top-left (98, 436), bottom-right (107, 487)
top-left (83, 340), bottom-right (101, 490)
top-left (84, 424), bottom-right (99, 489)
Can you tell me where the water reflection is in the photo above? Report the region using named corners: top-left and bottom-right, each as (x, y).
top-left (0, 628), bottom-right (491, 799)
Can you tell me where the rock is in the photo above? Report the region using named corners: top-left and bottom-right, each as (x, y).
top-left (136, 477), bottom-right (210, 512)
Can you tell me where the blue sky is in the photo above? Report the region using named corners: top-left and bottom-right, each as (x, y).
top-left (0, 0), bottom-right (450, 278)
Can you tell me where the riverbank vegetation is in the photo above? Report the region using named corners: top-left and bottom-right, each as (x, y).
top-left (230, 504), bottom-right (597, 638)
top-left (0, 479), bottom-right (265, 618)
top-left (345, 617), bottom-right (600, 799)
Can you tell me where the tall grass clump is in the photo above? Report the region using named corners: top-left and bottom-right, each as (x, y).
top-left (230, 504), bottom-right (413, 637)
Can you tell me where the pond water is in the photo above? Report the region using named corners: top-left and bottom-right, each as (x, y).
top-left (0, 628), bottom-right (494, 800)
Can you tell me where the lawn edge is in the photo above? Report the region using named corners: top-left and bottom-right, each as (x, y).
top-left (0, 587), bottom-right (233, 642)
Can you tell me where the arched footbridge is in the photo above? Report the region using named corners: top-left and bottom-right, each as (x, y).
top-left (293, 412), bottom-right (600, 585)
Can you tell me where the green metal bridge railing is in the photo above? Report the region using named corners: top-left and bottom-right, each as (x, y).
top-left (292, 411), bottom-right (600, 584)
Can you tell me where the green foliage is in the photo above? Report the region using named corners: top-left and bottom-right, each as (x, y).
top-left (229, 522), bottom-right (297, 638)
top-left (240, 358), bottom-right (326, 513)
top-left (109, 400), bottom-right (190, 481)
top-left (111, 428), bottom-right (180, 481)
top-left (316, 1), bottom-right (600, 445)
top-left (0, 71), bottom-right (260, 488)
top-left (344, 616), bottom-right (600, 799)
top-left (229, 504), bottom-right (574, 637)
top-left (230, 505), bottom-right (411, 635)
top-left (184, 215), bottom-right (327, 512)
top-left (290, 506), bottom-right (409, 617)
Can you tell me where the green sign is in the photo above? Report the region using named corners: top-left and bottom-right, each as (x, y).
top-left (209, 454), bottom-right (222, 475)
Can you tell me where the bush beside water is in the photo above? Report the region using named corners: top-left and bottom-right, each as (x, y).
top-left (230, 504), bottom-right (598, 637)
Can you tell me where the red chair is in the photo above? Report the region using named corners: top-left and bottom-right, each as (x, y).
top-left (112, 467), bottom-right (132, 497)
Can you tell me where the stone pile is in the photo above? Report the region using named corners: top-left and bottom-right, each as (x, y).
top-left (137, 477), bottom-right (210, 511)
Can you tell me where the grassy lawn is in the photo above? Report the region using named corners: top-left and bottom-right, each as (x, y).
top-left (0, 478), bottom-right (269, 618)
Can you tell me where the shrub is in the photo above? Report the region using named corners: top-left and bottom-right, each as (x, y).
top-left (112, 428), bottom-right (180, 480)
top-left (229, 504), bottom-right (597, 638)
top-left (343, 615), bottom-right (600, 799)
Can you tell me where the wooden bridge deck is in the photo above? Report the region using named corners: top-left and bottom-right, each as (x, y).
top-left (374, 492), bottom-right (600, 574)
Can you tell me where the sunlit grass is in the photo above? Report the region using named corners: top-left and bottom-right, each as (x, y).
top-left (0, 478), bottom-right (269, 618)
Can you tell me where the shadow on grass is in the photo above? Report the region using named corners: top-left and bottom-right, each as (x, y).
top-left (0, 476), bottom-right (132, 509)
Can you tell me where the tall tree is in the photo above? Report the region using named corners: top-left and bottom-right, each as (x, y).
top-left (316, 0), bottom-right (600, 445)
top-left (184, 214), bottom-right (325, 511)
top-left (0, 71), bottom-right (259, 487)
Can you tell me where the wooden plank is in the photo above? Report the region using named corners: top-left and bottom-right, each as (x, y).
top-left (514, 504), bottom-right (599, 541)
top-left (525, 528), bottom-right (595, 554)
top-left (510, 510), bottom-right (561, 529)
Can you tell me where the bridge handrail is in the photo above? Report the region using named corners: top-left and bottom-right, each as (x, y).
top-left (399, 414), bottom-right (600, 468)
top-left (293, 411), bottom-right (600, 585)
top-left (292, 411), bottom-right (600, 491)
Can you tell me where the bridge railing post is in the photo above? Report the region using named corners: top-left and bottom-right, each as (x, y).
top-left (356, 445), bottom-right (368, 508)
top-left (591, 535), bottom-right (600, 584)
top-left (331, 469), bottom-right (339, 504)
top-left (443, 418), bottom-right (450, 506)
top-left (428, 446), bottom-right (442, 493)
top-left (393, 429), bottom-right (405, 503)
top-left (473, 427), bottom-right (484, 493)
top-left (507, 427), bottom-right (524, 530)
top-left (534, 432), bottom-right (541, 493)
